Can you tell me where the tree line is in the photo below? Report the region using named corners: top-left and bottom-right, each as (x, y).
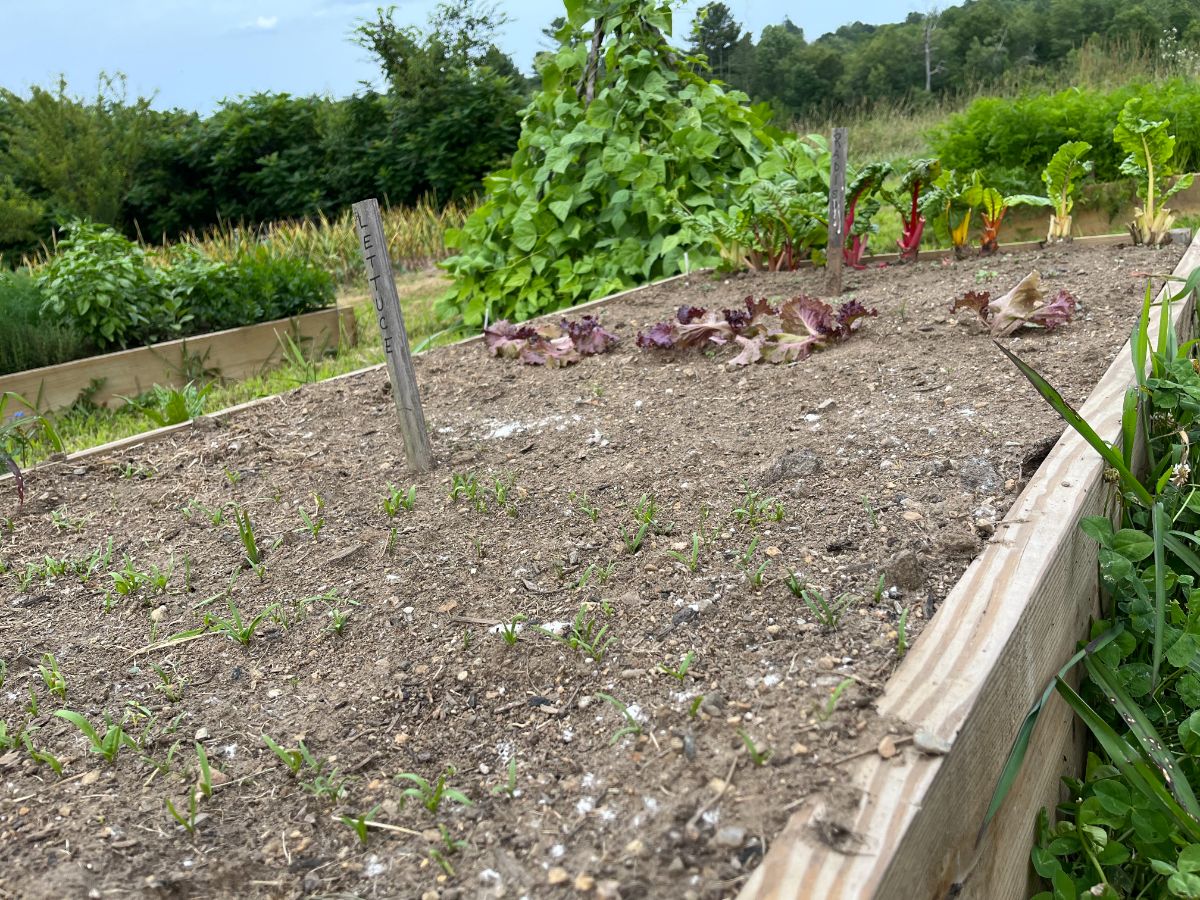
top-left (3, 0), bottom-right (1198, 263)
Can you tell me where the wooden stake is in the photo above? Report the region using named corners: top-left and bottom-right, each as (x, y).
top-left (353, 198), bottom-right (434, 474)
top-left (826, 127), bottom-right (848, 296)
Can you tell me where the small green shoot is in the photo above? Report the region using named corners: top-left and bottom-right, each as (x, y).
top-left (55, 709), bottom-right (134, 763)
top-left (619, 521), bottom-right (650, 554)
top-left (666, 533), bottom-right (701, 572)
top-left (39, 653), bottom-right (67, 701)
top-left (207, 599), bottom-right (276, 646)
top-left (298, 494), bottom-right (325, 539)
top-left (498, 614), bottom-right (526, 646)
top-left (570, 491), bottom-right (600, 521)
top-left (231, 504), bottom-right (261, 566)
top-left (339, 805), bottom-right (380, 845)
top-left (20, 731), bottom-right (63, 776)
top-left (800, 588), bottom-right (859, 630)
top-left (658, 651), bottom-right (695, 683)
top-left (262, 734), bottom-right (318, 776)
top-left (896, 607), bottom-right (910, 658)
top-left (491, 758), bottom-right (518, 797)
top-left (596, 692), bottom-right (643, 745)
top-left (537, 604), bottom-right (614, 662)
top-left (166, 793), bottom-right (200, 835)
top-left (737, 729), bottom-right (773, 766)
top-left (327, 608), bottom-right (350, 635)
top-left (818, 678), bottom-right (854, 721)
top-left (384, 483), bottom-right (417, 517)
top-left (196, 742), bottom-right (213, 798)
top-left (395, 766), bottom-right (471, 813)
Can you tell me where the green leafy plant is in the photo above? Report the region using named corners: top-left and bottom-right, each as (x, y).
top-left (297, 493), bottom-right (325, 539)
top-left (537, 603), bottom-right (614, 662)
top-left (339, 805), bottom-right (380, 845)
top-left (497, 614), bottom-right (526, 646)
top-left (666, 533), bottom-right (701, 572)
top-left (262, 733), bottom-right (318, 776)
top-left (396, 766), bottom-right (471, 814)
top-left (1113, 98), bottom-right (1196, 247)
top-left (165, 792), bottom-right (200, 836)
top-left (964, 170), bottom-right (1053, 254)
top-left (737, 728), bottom-right (772, 766)
top-left (55, 709), bottom-right (134, 763)
top-left (619, 521), bottom-right (650, 555)
top-left (20, 730), bottom-right (63, 776)
top-left (732, 489), bottom-right (784, 525)
top-left (327, 608), bottom-right (350, 635)
top-left (231, 504), bottom-right (262, 566)
top-left (1, 392), bottom-right (63, 507)
top-left (658, 650), bottom-right (695, 682)
top-left (884, 158), bottom-right (941, 261)
top-left (920, 168), bottom-right (977, 258)
top-left (799, 587), bottom-right (859, 630)
top-left (569, 491), bottom-right (599, 521)
top-left (126, 382), bottom-right (213, 427)
top-left (383, 483), bottom-right (416, 517)
top-left (207, 599), bottom-right (276, 646)
top-left (39, 653), bottom-right (67, 700)
top-left (490, 757), bottom-right (518, 798)
top-left (596, 692), bottom-right (643, 745)
top-left (817, 678), bottom-right (853, 721)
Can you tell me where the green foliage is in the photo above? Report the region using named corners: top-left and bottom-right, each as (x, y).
top-left (0, 270), bottom-right (89, 375)
top-left (1114, 98), bottom-right (1196, 246)
top-left (127, 382), bottom-right (213, 427)
top-left (932, 79), bottom-right (1200, 195)
top-left (439, 0), bottom-right (781, 327)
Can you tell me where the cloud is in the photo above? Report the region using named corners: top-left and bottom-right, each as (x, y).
top-left (247, 15), bottom-right (278, 30)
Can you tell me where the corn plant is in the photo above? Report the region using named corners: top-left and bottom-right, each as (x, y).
top-left (165, 793), bottom-right (200, 835)
top-left (262, 734), bottom-right (319, 776)
top-left (55, 709), bottom-right (134, 763)
top-left (231, 504), bottom-right (261, 566)
top-left (395, 766), bottom-right (471, 813)
top-left (196, 742), bottom-right (213, 798)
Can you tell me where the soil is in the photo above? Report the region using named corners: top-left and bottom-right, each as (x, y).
top-left (0, 240), bottom-right (1185, 900)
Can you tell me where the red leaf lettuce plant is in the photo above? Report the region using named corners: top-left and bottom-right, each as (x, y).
top-left (484, 315), bottom-right (619, 366)
top-left (950, 271), bottom-right (1077, 336)
top-left (637, 295), bottom-right (877, 366)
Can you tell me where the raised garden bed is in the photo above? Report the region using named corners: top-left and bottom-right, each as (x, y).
top-left (0, 238), bottom-right (1191, 900)
top-left (0, 306), bottom-right (357, 414)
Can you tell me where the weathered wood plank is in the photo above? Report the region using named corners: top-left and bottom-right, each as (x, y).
top-left (739, 233), bottom-right (1200, 899)
top-left (353, 198), bottom-right (434, 474)
top-left (826, 127), bottom-right (847, 295)
top-left (0, 306), bottom-right (355, 414)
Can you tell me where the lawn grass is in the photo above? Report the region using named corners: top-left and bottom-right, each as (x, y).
top-left (40, 271), bottom-right (453, 458)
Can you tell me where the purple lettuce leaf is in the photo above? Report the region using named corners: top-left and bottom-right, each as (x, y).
top-left (636, 321), bottom-right (678, 349)
top-left (834, 299), bottom-right (879, 336)
top-left (949, 290), bottom-right (992, 325)
top-left (1029, 289), bottom-right (1076, 331)
top-left (728, 334), bottom-right (765, 366)
top-left (676, 305), bottom-right (706, 324)
top-left (563, 315), bottom-right (620, 355)
top-left (779, 295), bottom-right (838, 339)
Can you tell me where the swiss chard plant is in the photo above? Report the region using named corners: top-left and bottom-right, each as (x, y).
top-left (1027, 141), bottom-right (1093, 243)
top-left (637, 295), bottom-right (876, 365)
top-left (842, 162), bottom-right (891, 268)
top-left (920, 168), bottom-right (977, 259)
top-left (1113, 99), bottom-right (1196, 248)
top-left (885, 158), bottom-right (941, 262)
top-left (483, 315), bottom-right (619, 366)
top-left (964, 171), bottom-right (1053, 255)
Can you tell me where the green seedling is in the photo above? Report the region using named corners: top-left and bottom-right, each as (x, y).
top-left (183, 500), bottom-right (226, 526)
top-left (490, 475), bottom-right (514, 505)
top-left (298, 494), bottom-right (325, 539)
top-left (0, 659), bottom-right (6, 690)
top-left (537, 604), bottom-right (614, 662)
top-left (109, 557), bottom-right (145, 596)
top-left (385, 526), bottom-right (398, 555)
top-left (658, 651), bottom-right (695, 683)
top-left (570, 491), bottom-right (599, 521)
top-left (896, 607), bottom-right (910, 658)
top-left (384, 483), bottom-right (416, 517)
top-left (55, 709), bottom-right (134, 763)
top-left (49, 509), bottom-right (84, 532)
top-left (738, 536), bottom-right (760, 568)
top-left (165, 792), bottom-right (200, 836)
top-left (144, 557), bottom-right (173, 595)
top-left (818, 678), bottom-right (854, 721)
top-left (872, 574), bottom-right (886, 604)
top-left (300, 769), bottom-right (349, 803)
top-left (491, 758), bottom-right (518, 797)
top-left (223, 467), bottom-right (242, 485)
top-left (619, 521), bottom-right (650, 555)
top-left (785, 571), bottom-right (806, 599)
top-left (339, 805), bottom-right (380, 845)
top-left (688, 695), bottom-right (705, 718)
top-left (733, 488), bottom-right (785, 525)
top-left (748, 560), bottom-right (768, 589)
top-left (262, 734), bottom-right (319, 776)
top-left (461, 629), bottom-right (474, 651)
top-left (395, 766), bottom-right (471, 814)
top-left (737, 728), bottom-right (773, 766)
top-left (231, 504), bottom-right (261, 566)
top-left (861, 495), bottom-right (878, 527)
top-left (633, 493), bottom-right (660, 525)
top-left (327, 608), bottom-right (350, 635)
top-left (26, 687), bottom-right (38, 717)
top-left (596, 692), bottom-right (643, 745)
top-left (666, 533), bottom-right (701, 572)
top-left (498, 614), bottom-right (526, 646)
top-left (39, 653), bottom-right (67, 701)
top-left (20, 731), bottom-right (63, 776)
top-left (0, 721), bottom-right (12, 752)
top-left (429, 848), bottom-right (456, 877)
top-left (151, 664), bottom-right (185, 702)
top-left (449, 473), bottom-right (481, 503)
top-left (800, 588), bottom-right (859, 630)
top-left (196, 742), bottom-right (213, 798)
top-left (207, 599), bottom-right (276, 645)
top-left (430, 825), bottom-right (467, 875)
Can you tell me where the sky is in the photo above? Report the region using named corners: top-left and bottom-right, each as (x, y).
top-left (0, 0), bottom-right (928, 113)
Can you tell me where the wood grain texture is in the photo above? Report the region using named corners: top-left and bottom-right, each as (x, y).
top-left (826, 127), bottom-right (848, 295)
top-left (739, 231), bottom-right (1200, 900)
top-left (0, 306), bottom-right (355, 414)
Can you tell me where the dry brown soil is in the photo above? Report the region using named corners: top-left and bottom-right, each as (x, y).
top-left (0, 240), bottom-right (1185, 900)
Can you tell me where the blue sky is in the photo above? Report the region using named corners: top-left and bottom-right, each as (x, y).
top-left (0, 1), bottom-right (927, 112)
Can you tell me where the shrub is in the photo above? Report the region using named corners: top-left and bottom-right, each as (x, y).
top-left (0, 270), bottom-right (89, 375)
top-left (931, 78), bottom-right (1200, 194)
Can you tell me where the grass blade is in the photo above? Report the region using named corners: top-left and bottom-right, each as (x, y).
top-left (1121, 387), bottom-right (1138, 469)
top-left (978, 625), bottom-right (1122, 843)
top-left (995, 341), bottom-right (1153, 507)
top-left (1152, 502), bottom-right (1167, 688)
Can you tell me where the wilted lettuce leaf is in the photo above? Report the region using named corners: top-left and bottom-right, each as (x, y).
top-left (949, 271), bottom-right (1076, 336)
top-left (485, 316), bottom-right (617, 366)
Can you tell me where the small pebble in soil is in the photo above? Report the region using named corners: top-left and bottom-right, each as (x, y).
top-left (713, 825), bottom-right (746, 848)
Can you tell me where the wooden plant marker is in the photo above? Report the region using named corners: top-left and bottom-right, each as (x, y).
top-left (353, 198), bottom-right (434, 474)
top-left (826, 127), bottom-right (848, 296)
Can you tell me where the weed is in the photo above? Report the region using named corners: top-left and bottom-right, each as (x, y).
top-left (818, 678), bottom-right (854, 721)
top-left (278, 331), bottom-right (320, 384)
top-left (537, 604), bottom-right (614, 662)
top-left (491, 758), bottom-right (518, 797)
top-left (339, 805), bottom-right (380, 845)
top-left (737, 729), bottom-right (773, 766)
top-left (800, 588), bottom-right (859, 629)
top-left (461, 628), bottom-right (474, 651)
top-left (39, 653), bottom-right (67, 701)
top-left (395, 766), bottom-right (471, 814)
top-left (298, 494), bottom-right (325, 539)
top-left (658, 651), bottom-right (695, 683)
top-left (383, 483), bottom-right (416, 517)
top-left (596, 692), bottom-right (643, 744)
top-left (118, 462), bottom-right (156, 479)
top-left (688, 695), bottom-right (704, 718)
top-left (223, 467), bottom-right (242, 485)
top-left (570, 491), bottom-right (600, 521)
top-left (497, 614), bottom-right (526, 646)
top-left (861, 495), bottom-right (878, 527)
top-left (207, 599), bottom-right (277, 646)
top-left (49, 508), bottom-right (84, 532)
top-left (666, 533), bottom-right (701, 572)
top-left (55, 709), bottom-right (134, 763)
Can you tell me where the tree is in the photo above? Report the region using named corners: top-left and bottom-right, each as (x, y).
top-left (688, 3), bottom-right (743, 81)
